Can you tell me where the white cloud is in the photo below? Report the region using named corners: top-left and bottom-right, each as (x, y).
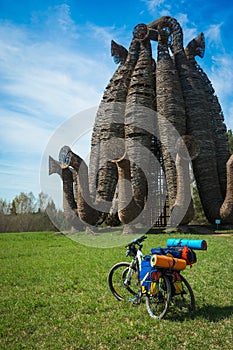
top-left (52, 3), bottom-right (78, 35)
top-left (0, 24), bottom-right (111, 120)
top-left (0, 108), bottom-right (53, 154)
top-left (207, 54), bottom-right (233, 129)
top-left (30, 3), bottom-right (80, 42)
top-left (176, 13), bottom-right (189, 26)
top-left (0, 16), bottom-right (116, 151)
top-left (87, 23), bottom-right (116, 48)
top-left (205, 23), bottom-right (223, 48)
top-left (0, 5), bottom-right (117, 201)
top-left (142, 0), bottom-right (166, 13)
top-left (210, 56), bottom-right (233, 95)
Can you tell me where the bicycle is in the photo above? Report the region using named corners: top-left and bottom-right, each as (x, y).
top-left (108, 235), bottom-right (195, 319)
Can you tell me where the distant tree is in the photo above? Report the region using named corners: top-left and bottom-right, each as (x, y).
top-left (0, 199), bottom-right (10, 215)
top-left (38, 192), bottom-right (49, 213)
top-left (46, 199), bottom-right (56, 213)
top-left (11, 192), bottom-right (36, 214)
top-left (228, 129), bottom-right (233, 154)
top-left (10, 199), bottom-right (17, 215)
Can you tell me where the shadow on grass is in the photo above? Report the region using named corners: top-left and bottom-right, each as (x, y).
top-left (168, 304), bottom-right (233, 322)
top-left (195, 304), bottom-right (233, 321)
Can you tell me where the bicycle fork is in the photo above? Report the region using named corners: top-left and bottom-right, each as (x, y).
top-left (124, 262), bottom-right (142, 305)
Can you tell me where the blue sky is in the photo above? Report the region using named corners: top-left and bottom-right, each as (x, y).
top-left (0, 0), bottom-right (233, 204)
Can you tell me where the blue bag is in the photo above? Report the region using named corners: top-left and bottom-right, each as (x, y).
top-left (151, 246), bottom-right (197, 265)
top-left (140, 255), bottom-right (152, 292)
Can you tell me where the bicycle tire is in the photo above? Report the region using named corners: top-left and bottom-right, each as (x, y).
top-left (170, 274), bottom-right (195, 314)
top-left (145, 275), bottom-right (171, 319)
top-left (108, 262), bottom-right (139, 301)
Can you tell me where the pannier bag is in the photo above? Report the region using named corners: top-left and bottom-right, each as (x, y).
top-left (140, 255), bottom-right (152, 293)
top-left (151, 246), bottom-right (197, 266)
top-left (170, 272), bottom-right (183, 296)
top-left (140, 258), bottom-right (163, 294)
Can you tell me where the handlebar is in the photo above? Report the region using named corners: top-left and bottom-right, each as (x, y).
top-left (125, 235), bottom-right (147, 257)
top-left (132, 234), bottom-right (147, 244)
top-left (125, 235), bottom-right (147, 247)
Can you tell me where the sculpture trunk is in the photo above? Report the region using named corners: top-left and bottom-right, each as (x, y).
top-left (169, 138), bottom-right (194, 226)
top-left (59, 146), bottom-right (102, 226)
top-left (124, 24), bottom-right (156, 214)
top-left (88, 38), bottom-right (140, 206)
top-left (185, 35), bottom-right (230, 197)
top-left (49, 156), bottom-right (82, 229)
top-left (156, 23), bottom-right (186, 213)
top-left (111, 156), bottom-right (142, 224)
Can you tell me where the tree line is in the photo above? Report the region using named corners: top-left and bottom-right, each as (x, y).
top-left (0, 192), bottom-right (61, 233)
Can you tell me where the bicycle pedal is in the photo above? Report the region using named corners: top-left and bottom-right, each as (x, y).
top-left (131, 296), bottom-right (141, 306)
top-left (128, 296), bottom-right (137, 302)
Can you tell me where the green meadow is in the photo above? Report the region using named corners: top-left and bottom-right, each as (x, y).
top-left (0, 231), bottom-right (232, 349)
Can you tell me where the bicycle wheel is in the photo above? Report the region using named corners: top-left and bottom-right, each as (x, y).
top-left (108, 262), bottom-right (139, 301)
top-left (170, 275), bottom-right (195, 314)
top-left (145, 275), bottom-right (171, 319)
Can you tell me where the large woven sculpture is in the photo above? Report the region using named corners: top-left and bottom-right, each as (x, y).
top-left (49, 16), bottom-right (233, 230)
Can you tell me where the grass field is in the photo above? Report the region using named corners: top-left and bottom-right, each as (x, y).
top-left (0, 231), bottom-right (232, 349)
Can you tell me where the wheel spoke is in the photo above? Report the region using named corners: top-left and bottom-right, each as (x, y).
top-left (146, 275), bottom-right (171, 319)
top-left (108, 262), bottom-right (139, 301)
top-left (170, 275), bottom-right (195, 314)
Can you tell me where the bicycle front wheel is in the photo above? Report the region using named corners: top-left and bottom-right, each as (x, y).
top-left (108, 262), bottom-right (139, 301)
top-left (145, 275), bottom-right (171, 319)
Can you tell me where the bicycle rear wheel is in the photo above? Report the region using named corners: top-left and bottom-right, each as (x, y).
top-left (145, 275), bottom-right (171, 319)
top-left (170, 275), bottom-right (195, 314)
top-left (108, 262), bottom-right (139, 301)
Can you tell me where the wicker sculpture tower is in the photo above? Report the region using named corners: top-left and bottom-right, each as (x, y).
top-left (49, 16), bottom-right (233, 232)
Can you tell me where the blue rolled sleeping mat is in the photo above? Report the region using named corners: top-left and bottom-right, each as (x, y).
top-left (166, 238), bottom-right (207, 250)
